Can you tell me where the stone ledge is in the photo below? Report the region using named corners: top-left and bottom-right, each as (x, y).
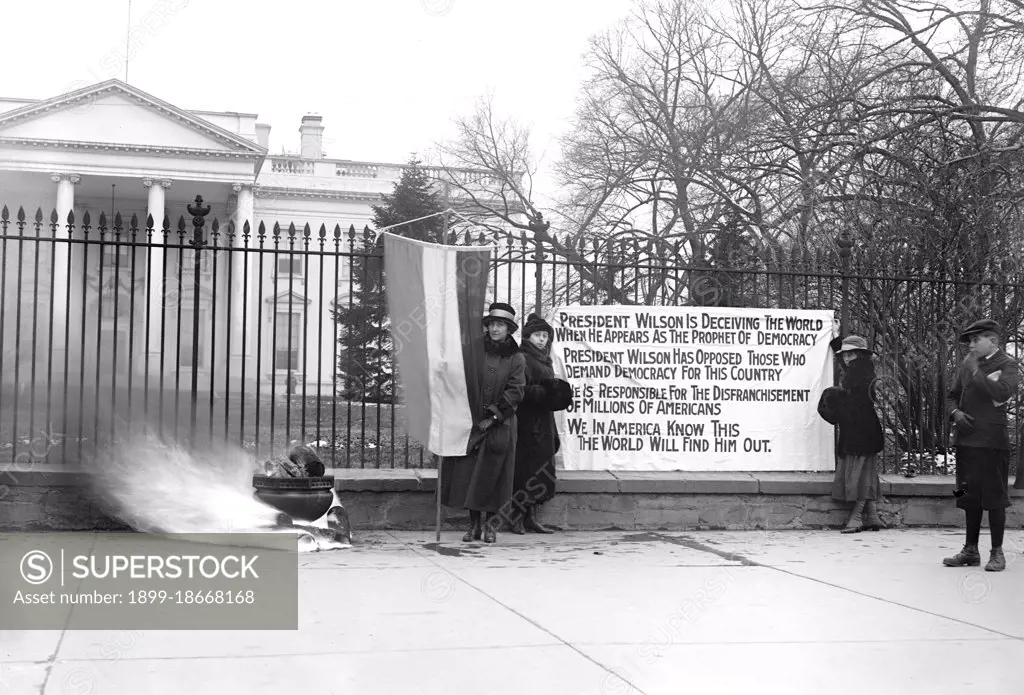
top-left (756, 473), bottom-right (834, 495)
top-left (3, 464), bottom-right (1023, 497)
top-left (339, 469), bottom-right (423, 493)
top-left (3, 464), bottom-right (1024, 532)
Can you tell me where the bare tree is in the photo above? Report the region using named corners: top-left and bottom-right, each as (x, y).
top-left (432, 96), bottom-right (641, 304)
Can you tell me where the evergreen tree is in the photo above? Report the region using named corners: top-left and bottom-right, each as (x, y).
top-left (332, 159), bottom-right (446, 402)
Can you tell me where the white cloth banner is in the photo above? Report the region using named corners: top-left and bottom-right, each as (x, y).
top-left (548, 305), bottom-right (836, 472)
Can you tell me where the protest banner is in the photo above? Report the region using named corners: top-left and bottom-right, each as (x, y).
top-left (549, 305), bottom-right (836, 471)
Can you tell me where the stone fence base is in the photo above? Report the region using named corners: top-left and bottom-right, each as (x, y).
top-left (2, 466), bottom-right (1022, 532)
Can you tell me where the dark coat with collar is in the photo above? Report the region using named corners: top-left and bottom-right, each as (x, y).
top-left (513, 341), bottom-right (561, 506)
top-left (439, 335), bottom-right (526, 513)
top-left (945, 349), bottom-right (1019, 450)
top-left (829, 337), bottom-right (884, 456)
top-left (945, 348), bottom-right (1019, 510)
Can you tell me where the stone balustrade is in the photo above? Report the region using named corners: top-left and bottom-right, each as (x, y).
top-left (269, 157), bottom-right (315, 175)
top-left (335, 163), bottom-right (381, 178)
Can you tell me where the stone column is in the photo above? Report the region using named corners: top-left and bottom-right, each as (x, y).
top-left (51, 172), bottom-right (80, 383)
top-left (231, 183), bottom-right (254, 386)
top-left (144, 178), bottom-right (171, 375)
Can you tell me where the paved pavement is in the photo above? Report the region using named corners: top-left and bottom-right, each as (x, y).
top-left (2, 527), bottom-right (1023, 695)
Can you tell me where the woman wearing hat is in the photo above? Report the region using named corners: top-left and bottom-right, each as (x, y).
top-left (828, 334), bottom-right (885, 533)
top-left (942, 319), bottom-right (1018, 572)
top-left (508, 313), bottom-right (574, 535)
top-left (439, 302), bottom-right (526, 544)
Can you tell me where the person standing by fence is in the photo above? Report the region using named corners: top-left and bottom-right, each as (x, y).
top-left (943, 319), bottom-right (1018, 572)
top-left (439, 303), bottom-right (526, 544)
top-left (508, 313), bottom-right (573, 535)
top-left (827, 335), bottom-right (885, 533)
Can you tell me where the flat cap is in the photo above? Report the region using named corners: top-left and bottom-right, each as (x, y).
top-left (958, 318), bottom-right (1001, 342)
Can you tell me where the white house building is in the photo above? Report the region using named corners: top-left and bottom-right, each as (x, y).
top-left (0, 78), bottom-right (510, 400)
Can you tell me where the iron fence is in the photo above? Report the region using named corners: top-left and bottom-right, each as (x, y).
top-left (1, 195), bottom-right (1023, 475)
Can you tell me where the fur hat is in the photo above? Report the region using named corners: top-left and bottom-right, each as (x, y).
top-left (958, 318), bottom-right (1001, 343)
top-left (483, 302), bottom-right (518, 332)
top-left (522, 313), bottom-right (554, 341)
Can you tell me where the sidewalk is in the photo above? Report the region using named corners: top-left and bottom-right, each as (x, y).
top-left (2, 528), bottom-right (1023, 695)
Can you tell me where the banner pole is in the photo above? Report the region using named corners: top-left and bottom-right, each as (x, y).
top-left (435, 220), bottom-right (450, 546)
top-left (436, 456), bottom-right (443, 543)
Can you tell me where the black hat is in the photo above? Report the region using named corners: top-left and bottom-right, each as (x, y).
top-left (483, 302), bottom-right (518, 332)
top-left (958, 319), bottom-right (1001, 343)
top-left (522, 313), bottom-right (554, 341)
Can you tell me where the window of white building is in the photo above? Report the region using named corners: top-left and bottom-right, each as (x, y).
top-left (178, 308), bottom-right (206, 369)
top-left (275, 256), bottom-right (304, 280)
top-left (274, 311), bottom-right (302, 371)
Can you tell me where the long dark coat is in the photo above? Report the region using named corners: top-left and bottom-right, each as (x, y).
top-left (946, 348), bottom-right (1019, 510)
top-left (440, 335), bottom-right (526, 513)
top-left (829, 338), bottom-right (884, 456)
top-left (513, 341), bottom-right (560, 506)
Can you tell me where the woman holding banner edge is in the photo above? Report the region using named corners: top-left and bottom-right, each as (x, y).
top-left (439, 303), bottom-right (527, 544)
top-left (826, 334), bottom-right (885, 533)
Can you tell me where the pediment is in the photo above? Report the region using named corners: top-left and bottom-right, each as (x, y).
top-left (265, 290), bottom-right (312, 306)
top-left (0, 80), bottom-right (265, 156)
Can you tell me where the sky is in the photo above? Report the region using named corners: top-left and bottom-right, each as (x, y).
top-left (0, 0), bottom-right (637, 206)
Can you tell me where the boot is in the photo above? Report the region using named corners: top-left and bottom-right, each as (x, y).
top-left (510, 512), bottom-right (526, 535)
top-left (985, 547), bottom-right (1006, 572)
top-left (841, 500), bottom-right (865, 534)
top-left (943, 543), bottom-right (981, 567)
top-left (523, 506), bottom-right (554, 534)
top-left (483, 513), bottom-right (497, 544)
top-left (861, 500), bottom-right (883, 531)
top-left (462, 511), bottom-right (482, 543)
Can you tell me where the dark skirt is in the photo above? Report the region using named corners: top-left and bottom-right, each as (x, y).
top-left (513, 456), bottom-right (557, 506)
top-left (832, 454), bottom-right (879, 502)
top-left (439, 424), bottom-right (515, 514)
top-left (954, 445), bottom-right (1011, 511)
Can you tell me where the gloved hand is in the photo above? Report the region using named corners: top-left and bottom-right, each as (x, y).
top-left (952, 409), bottom-right (975, 431)
top-left (477, 417), bottom-right (496, 431)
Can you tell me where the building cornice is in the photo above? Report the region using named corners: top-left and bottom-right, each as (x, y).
top-left (188, 109), bottom-right (260, 120)
top-left (0, 137), bottom-right (264, 160)
top-left (0, 80), bottom-right (267, 157)
top-left (253, 186), bottom-right (383, 202)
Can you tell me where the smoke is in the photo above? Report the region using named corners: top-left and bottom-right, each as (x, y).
top-left (62, 389), bottom-right (349, 551)
top-left (81, 431), bottom-right (282, 536)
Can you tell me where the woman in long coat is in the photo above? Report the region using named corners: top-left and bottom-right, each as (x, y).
top-left (509, 313), bottom-right (566, 534)
top-left (828, 334), bottom-right (885, 533)
top-left (439, 303), bottom-right (526, 544)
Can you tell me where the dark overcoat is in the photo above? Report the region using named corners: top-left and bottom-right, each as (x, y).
top-left (946, 349), bottom-right (1018, 450)
top-left (829, 338), bottom-right (884, 456)
top-left (946, 348), bottom-right (1019, 510)
top-left (440, 335), bottom-right (526, 513)
top-left (513, 341), bottom-right (560, 505)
